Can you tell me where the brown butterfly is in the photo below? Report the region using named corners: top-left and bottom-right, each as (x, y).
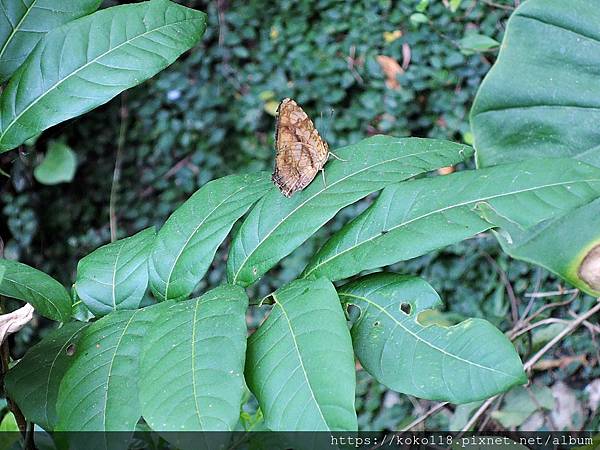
top-left (271, 98), bottom-right (330, 197)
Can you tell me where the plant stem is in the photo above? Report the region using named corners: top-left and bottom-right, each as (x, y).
top-left (0, 237), bottom-right (31, 442)
top-left (109, 95), bottom-right (128, 243)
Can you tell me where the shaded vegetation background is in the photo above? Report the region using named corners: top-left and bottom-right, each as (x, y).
top-left (0, 0), bottom-right (598, 431)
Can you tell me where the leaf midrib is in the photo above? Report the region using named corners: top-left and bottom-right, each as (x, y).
top-left (0, 13), bottom-right (201, 144)
top-left (273, 293), bottom-right (329, 430)
top-left (1, 275), bottom-right (64, 319)
top-left (340, 292), bottom-right (521, 380)
top-left (232, 147), bottom-right (447, 283)
top-left (0, 0), bottom-right (38, 63)
top-left (305, 176), bottom-right (600, 277)
top-left (43, 324), bottom-right (86, 428)
top-left (162, 183), bottom-right (249, 300)
top-left (102, 312), bottom-right (137, 433)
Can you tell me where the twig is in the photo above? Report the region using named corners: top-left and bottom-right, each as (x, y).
top-left (524, 288), bottom-right (578, 298)
top-left (524, 299), bottom-right (600, 372)
top-left (480, 0), bottom-right (515, 10)
top-left (459, 298), bottom-right (600, 431)
top-left (523, 290), bottom-right (579, 324)
top-left (482, 252), bottom-right (519, 323)
top-left (459, 395), bottom-right (500, 433)
top-left (109, 96), bottom-right (128, 242)
top-left (510, 317), bottom-right (568, 339)
top-left (401, 402), bottom-right (448, 432)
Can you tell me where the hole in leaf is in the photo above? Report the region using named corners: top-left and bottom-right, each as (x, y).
top-left (373, 320), bottom-right (381, 327)
top-left (345, 303), bottom-right (362, 324)
top-left (400, 303), bottom-right (412, 315)
top-left (66, 344), bottom-right (76, 356)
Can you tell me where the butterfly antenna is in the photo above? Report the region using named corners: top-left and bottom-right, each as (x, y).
top-left (321, 168), bottom-right (327, 190)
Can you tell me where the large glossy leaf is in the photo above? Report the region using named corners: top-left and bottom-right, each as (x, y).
top-left (227, 136), bottom-right (472, 286)
top-left (246, 278), bottom-right (357, 431)
top-left (303, 158), bottom-right (600, 281)
top-left (0, 0), bottom-right (101, 82)
top-left (470, 0), bottom-right (600, 296)
top-left (140, 285), bottom-right (248, 439)
top-left (470, 0), bottom-right (600, 168)
top-left (5, 322), bottom-right (88, 431)
top-left (76, 227), bottom-right (155, 316)
top-left (0, 0), bottom-right (207, 153)
top-left (338, 274), bottom-right (527, 403)
top-left (150, 173), bottom-right (271, 302)
top-left (0, 259), bottom-right (71, 321)
top-left (478, 198), bottom-right (600, 297)
top-left (56, 307), bottom-right (158, 438)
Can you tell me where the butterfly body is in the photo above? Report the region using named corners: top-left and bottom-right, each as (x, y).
top-left (272, 98), bottom-right (329, 197)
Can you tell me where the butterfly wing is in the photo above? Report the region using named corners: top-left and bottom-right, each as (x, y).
top-left (272, 98), bottom-right (329, 197)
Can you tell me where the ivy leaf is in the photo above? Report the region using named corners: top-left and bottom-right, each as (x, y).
top-left (227, 136), bottom-right (472, 287)
top-left (149, 173), bottom-right (271, 302)
top-left (338, 274), bottom-right (526, 404)
top-left (0, 259), bottom-right (71, 321)
top-left (34, 141), bottom-right (77, 185)
top-left (246, 278), bottom-right (357, 431)
top-left (76, 227), bottom-right (155, 316)
top-left (459, 33), bottom-right (499, 55)
top-left (0, 0), bottom-right (207, 152)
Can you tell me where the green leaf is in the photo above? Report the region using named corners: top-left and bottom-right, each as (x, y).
top-left (140, 285), bottom-right (248, 437)
top-left (338, 274), bottom-right (526, 403)
top-left (0, 0), bottom-right (207, 153)
top-left (449, 0), bottom-right (462, 12)
top-left (149, 173), bottom-right (271, 302)
top-left (56, 307), bottom-right (158, 436)
top-left (0, 259), bottom-right (71, 321)
top-left (5, 322), bottom-right (88, 431)
top-left (246, 278), bottom-right (357, 431)
top-left (491, 384), bottom-right (554, 428)
top-left (33, 140), bottom-right (77, 185)
top-left (75, 227), bottom-right (155, 316)
top-left (459, 33), bottom-right (499, 54)
top-left (470, 0), bottom-right (600, 168)
top-left (410, 13), bottom-right (429, 25)
top-left (303, 158), bottom-right (600, 281)
top-left (478, 197), bottom-right (600, 297)
top-left (227, 136), bottom-right (472, 287)
top-left (0, 0), bottom-right (101, 82)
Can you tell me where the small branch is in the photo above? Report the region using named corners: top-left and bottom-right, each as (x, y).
top-left (480, 0), bottom-right (515, 10)
top-left (524, 288), bottom-right (578, 298)
top-left (459, 395), bottom-right (500, 433)
top-left (401, 402), bottom-right (448, 432)
top-left (524, 299), bottom-right (600, 372)
top-left (109, 96), bottom-right (129, 243)
top-left (482, 252), bottom-right (519, 323)
top-left (460, 298), bottom-right (600, 431)
top-left (510, 317), bottom-right (568, 340)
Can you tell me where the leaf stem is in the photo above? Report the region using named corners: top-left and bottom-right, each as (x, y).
top-left (109, 95), bottom-right (128, 243)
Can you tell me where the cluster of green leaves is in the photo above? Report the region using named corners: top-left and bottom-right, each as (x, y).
top-left (0, 0), bottom-right (511, 296)
top-left (4, 125), bottom-right (600, 437)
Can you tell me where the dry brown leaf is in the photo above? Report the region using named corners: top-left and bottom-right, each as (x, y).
top-left (437, 166), bottom-right (456, 175)
top-left (376, 55), bottom-right (403, 90)
top-left (402, 42), bottom-right (411, 70)
top-left (0, 303), bottom-right (34, 345)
